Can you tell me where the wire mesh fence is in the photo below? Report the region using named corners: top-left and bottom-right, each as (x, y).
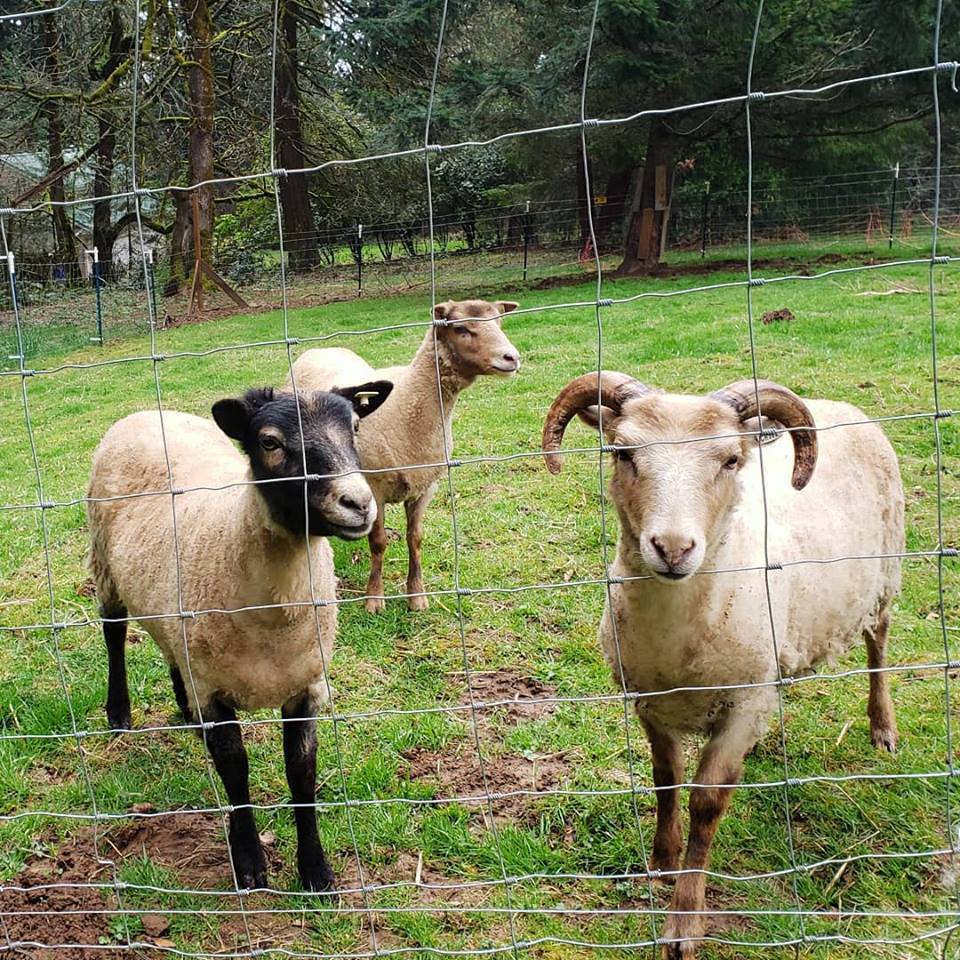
top-left (0, 0), bottom-right (957, 958)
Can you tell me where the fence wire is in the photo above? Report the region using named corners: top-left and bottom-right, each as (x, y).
top-left (0, 0), bottom-right (957, 958)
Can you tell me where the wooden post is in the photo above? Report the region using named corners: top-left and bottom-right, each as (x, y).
top-left (186, 189), bottom-right (251, 317)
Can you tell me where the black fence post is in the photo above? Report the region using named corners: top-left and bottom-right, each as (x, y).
top-left (522, 200), bottom-right (531, 283)
top-left (357, 223), bottom-right (363, 298)
top-left (700, 180), bottom-right (711, 259)
top-left (888, 162), bottom-right (900, 249)
top-left (88, 246), bottom-right (103, 344)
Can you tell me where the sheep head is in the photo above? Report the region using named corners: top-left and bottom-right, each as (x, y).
top-left (212, 381), bottom-right (393, 541)
top-left (542, 373), bottom-right (817, 581)
top-left (433, 299), bottom-right (521, 377)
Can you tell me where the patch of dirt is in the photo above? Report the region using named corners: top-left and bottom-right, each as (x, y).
top-left (401, 744), bottom-right (567, 820)
top-left (0, 812), bottom-right (285, 958)
top-left (458, 669), bottom-right (558, 723)
top-left (760, 308), bottom-right (794, 325)
top-left (529, 251), bottom-right (890, 290)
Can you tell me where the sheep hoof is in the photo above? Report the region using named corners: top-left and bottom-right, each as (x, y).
top-left (364, 596), bottom-right (386, 614)
top-left (236, 859), bottom-right (268, 892)
top-left (407, 593), bottom-right (429, 612)
top-left (106, 705), bottom-right (131, 733)
top-left (661, 913), bottom-right (704, 959)
top-left (300, 861), bottom-right (336, 892)
top-left (871, 724), bottom-right (898, 753)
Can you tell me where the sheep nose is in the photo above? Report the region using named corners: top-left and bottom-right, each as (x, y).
top-left (338, 493), bottom-right (369, 514)
top-left (503, 350), bottom-right (519, 363)
top-left (650, 536), bottom-right (695, 569)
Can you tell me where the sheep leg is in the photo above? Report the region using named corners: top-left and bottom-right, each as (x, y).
top-left (102, 605), bottom-right (131, 731)
top-left (662, 719), bottom-right (754, 960)
top-left (865, 603), bottom-right (898, 753)
top-left (202, 698), bottom-right (267, 890)
top-left (169, 667), bottom-right (194, 724)
top-left (405, 491), bottom-right (434, 611)
top-left (364, 499), bottom-right (388, 613)
top-left (282, 691), bottom-right (335, 891)
top-left (642, 719), bottom-right (683, 878)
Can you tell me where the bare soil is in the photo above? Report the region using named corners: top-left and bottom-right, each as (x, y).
top-left (401, 743), bottom-right (567, 820)
top-left (457, 669), bottom-right (558, 723)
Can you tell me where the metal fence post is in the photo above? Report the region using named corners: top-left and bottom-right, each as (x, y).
top-left (357, 222), bottom-right (363, 298)
top-left (700, 180), bottom-right (711, 259)
top-left (888, 162), bottom-right (900, 249)
top-left (146, 248), bottom-right (158, 325)
top-left (522, 200), bottom-right (531, 282)
top-left (87, 246), bottom-right (103, 344)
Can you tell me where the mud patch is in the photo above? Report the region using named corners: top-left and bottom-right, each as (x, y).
top-left (456, 669), bottom-right (558, 723)
top-left (401, 745), bottom-right (566, 819)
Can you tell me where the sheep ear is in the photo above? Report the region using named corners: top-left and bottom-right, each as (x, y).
top-left (433, 300), bottom-right (454, 321)
top-left (494, 301), bottom-right (518, 317)
top-left (576, 405), bottom-right (617, 433)
top-left (212, 398), bottom-right (250, 440)
top-left (335, 379), bottom-right (394, 418)
top-left (211, 387), bottom-right (274, 440)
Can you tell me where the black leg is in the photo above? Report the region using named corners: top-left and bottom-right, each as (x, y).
top-left (103, 606), bottom-right (131, 731)
top-left (282, 691), bottom-right (334, 891)
top-left (203, 698), bottom-right (267, 890)
top-left (170, 666), bottom-right (194, 723)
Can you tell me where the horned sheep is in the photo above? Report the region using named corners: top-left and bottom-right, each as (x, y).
top-left (542, 372), bottom-right (904, 959)
top-left (87, 380), bottom-right (392, 891)
top-left (287, 298), bottom-right (521, 612)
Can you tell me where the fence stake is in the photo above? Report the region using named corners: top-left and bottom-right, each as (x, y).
top-left (146, 248), bottom-right (158, 326)
top-left (357, 223), bottom-right (363, 298)
top-left (888, 162), bottom-right (900, 249)
top-left (5, 251), bottom-right (25, 365)
top-left (522, 200), bottom-right (531, 283)
top-left (700, 180), bottom-right (711, 259)
top-left (87, 246), bottom-right (103, 344)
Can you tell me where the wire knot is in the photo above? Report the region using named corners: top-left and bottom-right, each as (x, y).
top-left (180, 610), bottom-right (196, 620)
top-left (425, 143), bottom-right (443, 154)
top-left (607, 574), bottom-right (625, 585)
top-left (942, 547), bottom-right (958, 558)
top-left (447, 458), bottom-right (463, 468)
top-left (934, 409), bottom-right (954, 419)
top-left (456, 586), bottom-right (473, 596)
top-left (274, 168), bottom-right (289, 178)
top-left (0, 208), bottom-right (15, 217)
top-left (767, 560), bottom-right (782, 570)
top-left (285, 336), bottom-right (300, 345)
top-left (581, 117), bottom-right (600, 128)
top-left (786, 777), bottom-right (803, 787)
top-left (597, 298), bottom-right (614, 307)
top-left (151, 353), bottom-right (166, 363)
top-left (748, 90), bottom-right (767, 102)
top-left (936, 60), bottom-right (959, 92)
top-left (313, 598), bottom-right (328, 607)
top-left (934, 255), bottom-right (951, 264)
top-left (133, 187), bottom-right (150, 198)
top-left (749, 277), bottom-right (766, 287)
top-left (780, 675), bottom-right (794, 687)
top-left (432, 316), bottom-right (448, 328)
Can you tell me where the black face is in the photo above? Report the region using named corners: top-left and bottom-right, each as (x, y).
top-left (212, 381), bottom-right (392, 539)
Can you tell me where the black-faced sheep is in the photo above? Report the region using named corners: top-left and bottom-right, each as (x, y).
top-left (287, 299), bottom-right (520, 612)
top-left (88, 381), bottom-right (392, 891)
top-left (542, 372), bottom-right (904, 959)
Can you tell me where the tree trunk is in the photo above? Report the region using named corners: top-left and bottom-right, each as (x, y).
top-left (93, 123), bottom-right (117, 281)
top-left (181, 0), bottom-right (215, 264)
top-left (165, 191), bottom-right (193, 296)
top-left (274, 0), bottom-right (319, 273)
top-left (40, 15), bottom-right (78, 281)
top-left (617, 119), bottom-right (677, 274)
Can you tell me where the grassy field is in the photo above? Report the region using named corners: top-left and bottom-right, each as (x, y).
top-left (0, 246), bottom-right (958, 958)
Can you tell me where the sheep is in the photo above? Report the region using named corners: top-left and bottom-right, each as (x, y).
top-left (87, 380), bottom-right (393, 891)
top-left (542, 372), bottom-right (904, 959)
top-left (287, 298), bottom-right (521, 612)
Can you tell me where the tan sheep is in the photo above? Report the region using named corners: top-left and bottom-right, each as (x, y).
top-left (543, 373), bottom-right (904, 959)
top-left (287, 298), bottom-right (520, 611)
top-left (88, 382), bottom-right (392, 891)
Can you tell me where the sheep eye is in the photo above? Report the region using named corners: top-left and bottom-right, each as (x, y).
top-left (454, 326), bottom-right (474, 337)
top-left (616, 449), bottom-right (633, 463)
top-left (259, 434), bottom-right (282, 451)
top-left (722, 455), bottom-right (740, 471)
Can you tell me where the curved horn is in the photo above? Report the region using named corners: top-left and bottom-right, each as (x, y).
top-left (710, 379), bottom-right (818, 490)
top-left (543, 372), bottom-right (655, 475)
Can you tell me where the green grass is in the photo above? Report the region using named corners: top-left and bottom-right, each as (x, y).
top-left (0, 243), bottom-right (957, 959)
